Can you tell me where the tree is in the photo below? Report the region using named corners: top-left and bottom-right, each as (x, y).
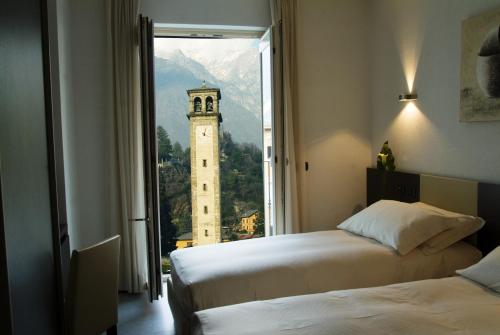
top-left (159, 164), bottom-right (177, 255)
top-left (220, 131), bottom-right (264, 233)
top-left (157, 126), bottom-right (172, 162)
top-left (254, 215), bottom-right (265, 236)
top-left (159, 190), bottom-right (178, 255)
top-left (172, 142), bottom-right (184, 161)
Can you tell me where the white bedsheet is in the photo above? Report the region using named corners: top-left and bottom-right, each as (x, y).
top-left (193, 276), bottom-right (500, 335)
top-left (170, 230), bottom-right (481, 315)
top-left (193, 277), bottom-right (500, 335)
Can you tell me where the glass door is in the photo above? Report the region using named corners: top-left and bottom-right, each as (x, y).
top-left (260, 28), bottom-right (276, 236)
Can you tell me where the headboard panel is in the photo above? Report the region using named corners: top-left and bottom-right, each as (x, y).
top-left (477, 183), bottom-right (500, 255)
top-left (367, 168), bottom-right (419, 205)
top-left (367, 168), bottom-right (499, 255)
top-left (420, 174), bottom-right (478, 216)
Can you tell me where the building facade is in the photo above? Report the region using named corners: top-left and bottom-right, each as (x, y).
top-left (175, 232), bottom-right (193, 249)
top-left (240, 210), bottom-right (259, 234)
top-left (187, 84), bottom-right (223, 246)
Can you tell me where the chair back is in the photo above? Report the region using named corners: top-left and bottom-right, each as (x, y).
top-left (66, 235), bottom-right (120, 335)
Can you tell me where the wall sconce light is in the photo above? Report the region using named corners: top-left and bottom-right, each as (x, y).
top-left (398, 93), bottom-right (418, 102)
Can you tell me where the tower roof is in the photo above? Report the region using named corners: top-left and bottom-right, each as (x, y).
top-left (187, 81), bottom-right (221, 100)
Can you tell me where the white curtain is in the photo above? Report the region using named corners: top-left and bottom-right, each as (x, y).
top-left (108, 0), bottom-right (148, 293)
top-left (271, 0), bottom-right (301, 234)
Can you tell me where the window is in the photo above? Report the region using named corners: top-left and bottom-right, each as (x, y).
top-left (154, 29), bottom-right (272, 261)
top-left (206, 96), bottom-right (214, 112)
top-left (194, 97), bottom-right (202, 112)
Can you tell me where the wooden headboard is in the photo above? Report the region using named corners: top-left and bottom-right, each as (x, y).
top-left (367, 168), bottom-right (500, 255)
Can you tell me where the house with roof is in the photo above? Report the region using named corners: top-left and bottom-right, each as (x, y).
top-left (176, 232), bottom-right (193, 249)
top-left (239, 210), bottom-right (259, 234)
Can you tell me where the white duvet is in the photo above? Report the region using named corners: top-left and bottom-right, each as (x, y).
top-left (193, 276), bottom-right (500, 335)
top-left (170, 230), bottom-right (480, 315)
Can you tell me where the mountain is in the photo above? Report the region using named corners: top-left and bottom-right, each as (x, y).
top-left (154, 49), bottom-right (262, 148)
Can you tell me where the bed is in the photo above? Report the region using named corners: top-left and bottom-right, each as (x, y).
top-left (192, 275), bottom-right (500, 335)
top-left (170, 231), bottom-right (479, 331)
top-left (168, 172), bottom-right (497, 334)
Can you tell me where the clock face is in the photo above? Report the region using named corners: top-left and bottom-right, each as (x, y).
top-left (196, 125), bottom-right (213, 144)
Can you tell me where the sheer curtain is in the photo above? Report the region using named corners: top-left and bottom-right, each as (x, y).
top-left (108, 0), bottom-right (148, 293)
top-left (271, 0), bottom-right (301, 234)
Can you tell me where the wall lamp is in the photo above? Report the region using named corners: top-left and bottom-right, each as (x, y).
top-left (398, 93), bottom-right (418, 102)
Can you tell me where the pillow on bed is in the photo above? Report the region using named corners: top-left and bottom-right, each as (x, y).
top-left (413, 202), bottom-right (485, 255)
top-left (457, 247), bottom-right (500, 293)
top-left (338, 200), bottom-right (453, 255)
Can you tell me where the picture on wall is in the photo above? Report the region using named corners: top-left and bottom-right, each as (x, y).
top-left (460, 8), bottom-right (500, 122)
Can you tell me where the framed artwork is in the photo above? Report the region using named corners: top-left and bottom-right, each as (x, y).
top-left (460, 8), bottom-right (500, 122)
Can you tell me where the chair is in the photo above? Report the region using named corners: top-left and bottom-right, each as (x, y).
top-left (66, 236), bottom-right (121, 335)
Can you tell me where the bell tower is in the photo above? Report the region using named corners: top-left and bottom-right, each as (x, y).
top-left (187, 82), bottom-right (223, 246)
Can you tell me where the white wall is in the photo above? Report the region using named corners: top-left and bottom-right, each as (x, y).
top-left (140, 0), bottom-right (271, 27)
top-left (371, 0), bottom-right (500, 184)
top-left (296, 0), bottom-right (372, 232)
top-left (57, 0), bottom-right (116, 250)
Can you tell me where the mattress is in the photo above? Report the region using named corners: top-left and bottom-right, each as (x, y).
top-left (170, 230), bottom-right (481, 317)
top-left (193, 276), bottom-right (500, 335)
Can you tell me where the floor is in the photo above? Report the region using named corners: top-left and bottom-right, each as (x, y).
top-left (117, 283), bottom-right (175, 335)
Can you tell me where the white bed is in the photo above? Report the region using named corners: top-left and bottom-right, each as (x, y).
top-left (169, 174), bottom-right (488, 334)
top-left (192, 276), bottom-right (500, 335)
top-left (169, 229), bottom-right (481, 331)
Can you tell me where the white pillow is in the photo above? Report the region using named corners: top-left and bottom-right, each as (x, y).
top-left (413, 202), bottom-right (485, 255)
top-left (338, 200), bottom-right (453, 255)
top-left (457, 247), bottom-right (500, 293)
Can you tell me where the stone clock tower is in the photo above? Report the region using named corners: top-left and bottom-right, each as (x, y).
top-left (187, 82), bottom-right (223, 246)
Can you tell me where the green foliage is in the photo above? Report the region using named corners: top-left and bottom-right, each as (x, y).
top-left (161, 257), bottom-right (171, 273)
top-left (254, 215), bottom-right (265, 236)
top-left (158, 175), bottom-right (177, 255)
top-left (376, 140), bottom-right (396, 172)
top-left (157, 126), bottom-right (186, 257)
top-left (220, 131), bottom-right (264, 231)
top-left (157, 126), bottom-right (173, 162)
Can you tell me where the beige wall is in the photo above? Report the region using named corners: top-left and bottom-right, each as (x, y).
top-left (296, 0), bottom-right (372, 232)
top-left (371, 0), bottom-right (500, 184)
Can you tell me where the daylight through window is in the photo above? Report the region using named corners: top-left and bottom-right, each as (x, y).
top-left (155, 36), bottom-right (271, 273)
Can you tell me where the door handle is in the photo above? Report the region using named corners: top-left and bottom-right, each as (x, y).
top-left (129, 218), bottom-right (150, 222)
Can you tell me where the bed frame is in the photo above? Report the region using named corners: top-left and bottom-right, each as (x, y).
top-left (367, 167), bottom-right (500, 255)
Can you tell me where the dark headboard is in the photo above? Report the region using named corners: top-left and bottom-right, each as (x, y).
top-left (367, 167), bottom-right (500, 255)
top-left (367, 168), bottom-right (420, 204)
